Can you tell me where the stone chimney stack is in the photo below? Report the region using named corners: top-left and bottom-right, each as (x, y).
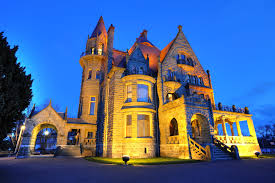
top-left (141, 30), bottom-right (148, 39)
top-left (107, 24), bottom-right (115, 73)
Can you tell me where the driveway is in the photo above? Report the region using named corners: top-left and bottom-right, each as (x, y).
top-left (0, 157), bottom-right (274, 183)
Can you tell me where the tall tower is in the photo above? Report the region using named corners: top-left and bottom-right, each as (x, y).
top-left (78, 16), bottom-right (108, 123)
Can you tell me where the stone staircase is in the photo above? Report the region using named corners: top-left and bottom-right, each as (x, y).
top-left (212, 145), bottom-right (234, 160)
top-left (54, 145), bottom-right (82, 157)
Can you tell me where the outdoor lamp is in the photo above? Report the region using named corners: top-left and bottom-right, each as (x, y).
top-left (255, 151), bottom-right (260, 157)
top-left (122, 155), bottom-right (130, 165)
top-left (21, 125), bottom-right (25, 130)
top-left (44, 130), bottom-right (50, 136)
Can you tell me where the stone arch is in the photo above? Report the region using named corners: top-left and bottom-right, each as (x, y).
top-left (29, 122), bottom-right (65, 153)
top-left (190, 113), bottom-right (211, 144)
top-left (169, 118), bottom-right (179, 136)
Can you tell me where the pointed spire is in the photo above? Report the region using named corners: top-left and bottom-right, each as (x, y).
top-left (178, 25), bottom-right (183, 32)
top-left (64, 107), bottom-right (68, 120)
top-left (90, 16), bottom-right (107, 38)
top-left (49, 100), bottom-right (52, 106)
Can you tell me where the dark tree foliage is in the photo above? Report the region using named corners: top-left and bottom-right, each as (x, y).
top-left (0, 32), bottom-right (33, 145)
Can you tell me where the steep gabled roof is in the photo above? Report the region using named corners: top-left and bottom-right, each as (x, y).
top-left (90, 16), bottom-right (107, 38)
top-left (128, 45), bottom-right (147, 62)
top-left (160, 25), bottom-right (188, 63)
top-left (160, 39), bottom-right (175, 62)
top-left (129, 30), bottom-right (160, 71)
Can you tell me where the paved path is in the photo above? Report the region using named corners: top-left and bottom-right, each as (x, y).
top-left (0, 157), bottom-right (275, 183)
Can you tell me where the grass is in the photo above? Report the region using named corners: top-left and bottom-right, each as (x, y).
top-left (241, 154), bottom-right (275, 159)
top-left (85, 157), bottom-right (202, 165)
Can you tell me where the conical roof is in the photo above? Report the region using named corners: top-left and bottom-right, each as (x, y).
top-left (90, 16), bottom-right (107, 38)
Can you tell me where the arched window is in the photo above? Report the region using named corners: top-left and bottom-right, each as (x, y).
top-left (170, 118), bottom-right (179, 136)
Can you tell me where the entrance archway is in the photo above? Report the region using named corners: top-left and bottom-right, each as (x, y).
top-left (190, 114), bottom-right (211, 144)
top-left (34, 127), bottom-right (57, 154)
top-left (30, 123), bottom-right (59, 154)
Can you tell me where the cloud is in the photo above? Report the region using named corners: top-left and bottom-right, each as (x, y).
top-left (232, 82), bottom-right (275, 102)
top-left (252, 104), bottom-right (275, 127)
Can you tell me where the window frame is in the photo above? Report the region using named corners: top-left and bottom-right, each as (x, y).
top-left (89, 96), bottom-right (96, 115)
top-left (137, 113), bottom-right (152, 138)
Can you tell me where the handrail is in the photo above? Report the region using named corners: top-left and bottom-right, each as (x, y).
top-left (189, 136), bottom-right (206, 153)
top-left (213, 137), bottom-right (239, 159)
top-left (188, 135), bottom-right (210, 160)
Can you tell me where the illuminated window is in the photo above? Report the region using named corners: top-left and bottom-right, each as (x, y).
top-left (167, 93), bottom-right (173, 102)
top-left (126, 115), bottom-right (132, 137)
top-left (91, 48), bottom-right (95, 55)
top-left (126, 85), bottom-right (132, 102)
top-left (87, 132), bottom-right (93, 139)
top-left (137, 84), bottom-right (149, 102)
top-left (137, 114), bottom-right (150, 137)
top-left (89, 97), bottom-right (96, 115)
top-left (88, 70), bottom-right (92, 80)
top-left (98, 44), bottom-right (102, 55)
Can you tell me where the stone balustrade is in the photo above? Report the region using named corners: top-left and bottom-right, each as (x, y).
top-left (83, 138), bottom-right (96, 146)
top-left (214, 135), bottom-right (257, 144)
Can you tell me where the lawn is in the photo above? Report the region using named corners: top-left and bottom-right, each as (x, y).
top-left (85, 157), bottom-right (202, 165)
top-left (241, 154), bottom-right (275, 159)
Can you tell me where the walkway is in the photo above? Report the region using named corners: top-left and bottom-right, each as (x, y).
top-left (0, 157), bottom-right (274, 183)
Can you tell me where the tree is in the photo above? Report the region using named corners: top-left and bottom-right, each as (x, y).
top-left (0, 32), bottom-right (33, 149)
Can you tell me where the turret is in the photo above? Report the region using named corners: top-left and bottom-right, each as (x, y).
top-left (78, 16), bottom-right (108, 123)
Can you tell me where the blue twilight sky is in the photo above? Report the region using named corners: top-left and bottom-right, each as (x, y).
top-left (0, 0), bottom-right (274, 127)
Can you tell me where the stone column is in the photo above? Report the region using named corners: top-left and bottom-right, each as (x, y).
top-left (246, 118), bottom-right (257, 138)
top-left (221, 117), bottom-right (228, 143)
top-left (230, 123), bottom-right (234, 136)
top-left (236, 119), bottom-right (244, 144)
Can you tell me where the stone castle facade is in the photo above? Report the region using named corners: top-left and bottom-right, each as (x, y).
top-left (17, 17), bottom-right (261, 159)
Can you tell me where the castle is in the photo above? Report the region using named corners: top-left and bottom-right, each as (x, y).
top-left (17, 17), bottom-right (261, 160)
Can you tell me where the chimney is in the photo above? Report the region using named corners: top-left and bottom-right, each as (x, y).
top-left (141, 30), bottom-right (148, 39)
top-left (107, 24), bottom-right (115, 73)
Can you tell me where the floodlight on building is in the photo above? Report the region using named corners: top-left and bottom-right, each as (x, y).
top-left (122, 155), bottom-right (130, 165)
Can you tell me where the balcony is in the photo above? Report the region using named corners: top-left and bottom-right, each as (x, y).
top-left (163, 75), bottom-right (182, 92)
top-left (177, 58), bottom-right (195, 71)
top-left (212, 103), bottom-right (249, 114)
top-left (80, 50), bottom-right (105, 58)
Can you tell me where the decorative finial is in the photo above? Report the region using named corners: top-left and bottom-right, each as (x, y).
top-left (178, 25), bottom-right (182, 32)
